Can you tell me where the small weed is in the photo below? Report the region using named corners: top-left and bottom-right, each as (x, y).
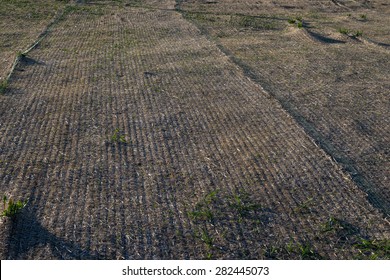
top-left (297, 243), bottom-right (318, 259)
top-left (288, 16), bottom-right (303, 28)
top-left (321, 216), bottom-right (338, 232)
top-left (286, 241), bottom-right (295, 253)
top-left (188, 190), bottom-right (218, 222)
top-left (264, 245), bottom-right (282, 259)
top-left (338, 28), bottom-right (363, 37)
top-left (2, 195), bottom-right (27, 218)
top-left (229, 192), bottom-right (262, 217)
top-left (205, 252), bottom-right (213, 259)
top-left (338, 27), bottom-right (350, 35)
top-left (204, 190), bottom-right (218, 204)
top-left (287, 241), bottom-right (321, 259)
top-left (360, 14), bottom-right (367, 20)
top-left (188, 208), bottom-right (213, 221)
top-left (199, 229), bottom-right (213, 248)
top-left (288, 18), bottom-right (296, 24)
top-left (111, 128), bottom-right (127, 143)
top-left (352, 30), bottom-right (363, 37)
top-left (0, 80), bottom-right (8, 94)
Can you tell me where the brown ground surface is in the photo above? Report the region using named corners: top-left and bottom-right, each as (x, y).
top-left (179, 0), bottom-right (390, 214)
top-left (0, 0), bottom-right (67, 83)
top-left (0, 0), bottom-right (389, 259)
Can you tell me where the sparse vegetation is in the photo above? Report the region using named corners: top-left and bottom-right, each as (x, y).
top-left (110, 128), bottom-right (126, 144)
top-left (188, 207), bottom-right (214, 221)
top-left (188, 190), bottom-right (218, 222)
top-left (338, 27), bottom-right (350, 35)
top-left (288, 18), bottom-right (296, 24)
top-left (321, 216), bottom-right (339, 233)
top-left (353, 30), bottom-right (363, 37)
top-left (297, 243), bottom-right (320, 259)
top-left (0, 80), bottom-right (8, 94)
top-left (0, 0), bottom-right (389, 260)
top-left (265, 241), bottom-right (322, 260)
top-left (199, 229), bottom-right (213, 248)
top-left (338, 27), bottom-right (363, 37)
top-left (229, 192), bottom-right (263, 217)
top-left (288, 16), bottom-right (303, 28)
top-left (1, 195), bottom-right (27, 218)
top-left (354, 239), bottom-right (390, 259)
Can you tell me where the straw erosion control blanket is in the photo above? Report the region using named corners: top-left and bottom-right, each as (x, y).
top-left (0, 0), bottom-right (389, 259)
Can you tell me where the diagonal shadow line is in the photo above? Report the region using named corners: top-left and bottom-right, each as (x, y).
top-left (365, 38), bottom-right (390, 49)
top-left (305, 29), bottom-right (346, 44)
top-left (18, 56), bottom-right (46, 67)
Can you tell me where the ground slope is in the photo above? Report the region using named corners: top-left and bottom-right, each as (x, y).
top-left (0, 0), bottom-right (389, 259)
top-left (178, 0), bottom-right (390, 216)
top-left (0, 0), bottom-right (69, 84)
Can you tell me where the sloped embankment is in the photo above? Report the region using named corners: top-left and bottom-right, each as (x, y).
top-left (0, 1), bottom-right (389, 259)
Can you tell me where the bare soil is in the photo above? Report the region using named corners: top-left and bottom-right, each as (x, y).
top-left (179, 0), bottom-right (390, 215)
top-left (0, 0), bottom-right (67, 83)
top-left (0, 0), bottom-right (389, 259)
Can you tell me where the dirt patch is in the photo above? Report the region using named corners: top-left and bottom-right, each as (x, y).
top-left (0, 0), bottom-right (389, 259)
